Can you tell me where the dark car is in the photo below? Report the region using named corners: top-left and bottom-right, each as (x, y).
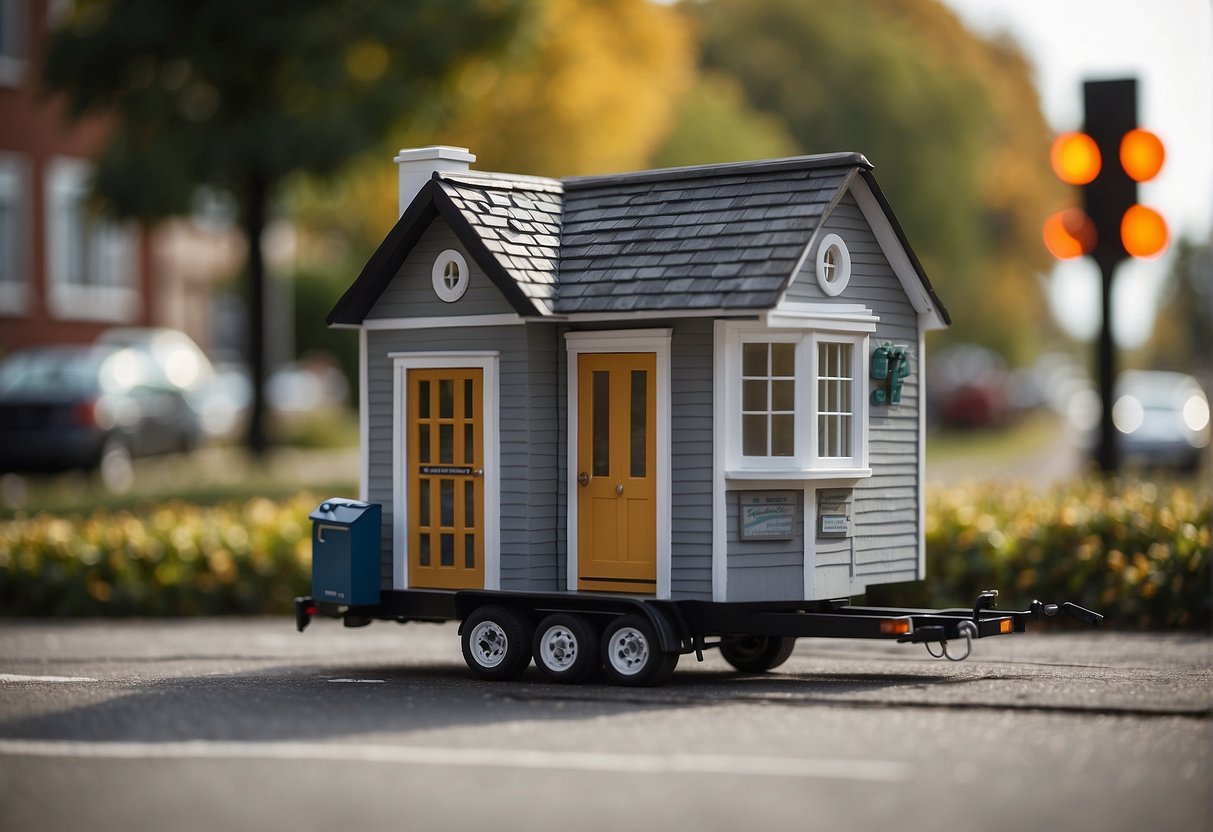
top-left (1112, 371), bottom-right (1210, 471)
top-left (0, 345), bottom-right (202, 489)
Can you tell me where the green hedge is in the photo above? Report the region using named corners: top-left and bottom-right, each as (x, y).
top-left (1, 479), bottom-right (1208, 628)
top-left (867, 477), bottom-right (1210, 630)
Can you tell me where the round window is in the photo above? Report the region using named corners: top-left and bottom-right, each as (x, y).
top-left (432, 250), bottom-right (469, 303)
top-left (815, 234), bottom-right (851, 296)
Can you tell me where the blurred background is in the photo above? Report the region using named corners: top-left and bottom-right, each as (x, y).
top-left (0, 0), bottom-right (1207, 624)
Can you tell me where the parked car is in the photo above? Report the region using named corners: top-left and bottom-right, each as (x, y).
top-left (0, 345), bottom-right (202, 489)
top-left (1112, 371), bottom-right (1210, 471)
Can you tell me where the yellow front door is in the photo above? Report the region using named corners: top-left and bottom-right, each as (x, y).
top-left (576, 353), bottom-right (657, 592)
top-left (407, 368), bottom-right (484, 589)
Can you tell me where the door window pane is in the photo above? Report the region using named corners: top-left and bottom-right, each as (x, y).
top-left (418, 381), bottom-right (430, 418)
top-left (419, 535), bottom-right (431, 566)
top-left (630, 370), bottom-right (647, 478)
top-left (419, 479), bottom-right (430, 526)
top-left (439, 424), bottom-right (453, 463)
top-left (592, 370), bottom-right (609, 477)
top-left (464, 480), bottom-right (475, 527)
top-left (418, 424), bottom-right (431, 463)
top-left (464, 534), bottom-right (476, 569)
top-left (440, 479), bottom-right (454, 526)
top-left (439, 379), bottom-right (454, 418)
top-left (440, 533), bottom-right (454, 567)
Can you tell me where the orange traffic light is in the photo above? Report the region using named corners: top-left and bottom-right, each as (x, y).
top-left (1121, 205), bottom-right (1168, 258)
top-left (1050, 132), bottom-right (1101, 185)
top-left (1042, 209), bottom-right (1096, 259)
top-left (1120, 129), bottom-right (1165, 182)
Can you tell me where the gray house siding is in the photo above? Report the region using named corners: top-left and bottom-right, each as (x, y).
top-left (365, 218), bottom-right (517, 320)
top-left (669, 318), bottom-right (714, 600)
top-left (808, 191), bottom-right (922, 592)
top-left (725, 491), bottom-right (804, 602)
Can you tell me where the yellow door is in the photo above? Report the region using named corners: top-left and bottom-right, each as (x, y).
top-left (577, 353), bottom-right (657, 592)
top-left (408, 368), bottom-right (484, 589)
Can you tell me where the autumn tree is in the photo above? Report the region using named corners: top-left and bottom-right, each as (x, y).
top-left (42, 0), bottom-right (528, 453)
top-left (685, 0), bottom-right (1064, 362)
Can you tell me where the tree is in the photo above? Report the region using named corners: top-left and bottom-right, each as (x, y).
top-left (42, 0), bottom-right (528, 453)
top-left (688, 0), bottom-right (1064, 362)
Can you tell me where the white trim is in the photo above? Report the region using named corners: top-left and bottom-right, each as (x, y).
top-left (555, 308), bottom-right (748, 323)
top-left (917, 328), bottom-right (927, 580)
top-left (391, 352), bottom-right (501, 592)
top-left (358, 328), bottom-right (369, 501)
top-left (815, 233), bottom-right (852, 296)
top-left (431, 249), bottom-right (469, 303)
top-left (564, 329), bottom-right (672, 600)
top-left (724, 468), bottom-right (871, 481)
top-left (850, 177), bottom-right (948, 331)
top-left (364, 313), bottom-right (526, 330)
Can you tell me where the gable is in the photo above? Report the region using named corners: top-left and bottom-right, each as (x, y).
top-left (364, 217), bottom-right (518, 321)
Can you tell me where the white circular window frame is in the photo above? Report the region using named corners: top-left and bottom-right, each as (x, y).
top-left (432, 249), bottom-right (469, 303)
top-left (815, 233), bottom-right (852, 297)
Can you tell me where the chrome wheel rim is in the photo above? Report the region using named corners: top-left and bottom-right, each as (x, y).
top-left (469, 621), bottom-right (509, 668)
top-left (538, 625), bottom-right (579, 672)
top-left (606, 626), bottom-right (649, 676)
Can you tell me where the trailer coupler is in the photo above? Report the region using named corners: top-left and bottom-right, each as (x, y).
top-left (295, 596), bottom-right (315, 632)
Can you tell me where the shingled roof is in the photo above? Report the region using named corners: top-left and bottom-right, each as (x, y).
top-left (328, 152), bottom-right (948, 325)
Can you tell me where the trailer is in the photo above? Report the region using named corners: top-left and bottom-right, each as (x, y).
top-left (294, 147), bottom-right (1102, 686)
top-left (295, 586), bottom-right (1102, 687)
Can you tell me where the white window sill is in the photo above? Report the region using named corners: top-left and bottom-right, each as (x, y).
top-left (725, 467), bottom-right (871, 481)
top-left (48, 286), bottom-right (141, 323)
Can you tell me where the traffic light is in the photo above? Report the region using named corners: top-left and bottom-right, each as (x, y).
top-left (1043, 79), bottom-right (1168, 263)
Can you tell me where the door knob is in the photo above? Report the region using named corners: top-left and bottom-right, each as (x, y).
top-left (615, 484), bottom-right (624, 495)
top-left (578, 472), bottom-right (590, 487)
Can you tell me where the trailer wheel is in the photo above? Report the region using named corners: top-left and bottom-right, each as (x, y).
top-left (720, 636), bottom-right (797, 673)
top-left (461, 605), bottom-right (533, 681)
top-left (600, 615), bottom-right (678, 687)
top-left (533, 614), bottom-right (599, 684)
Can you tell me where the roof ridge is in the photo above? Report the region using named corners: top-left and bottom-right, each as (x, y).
top-left (438, 169), bottom-right (564, 194)
top-left (561, 152), bottom-right (872, 191)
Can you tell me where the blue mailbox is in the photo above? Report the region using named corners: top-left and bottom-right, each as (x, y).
top-left (309, 498), bottom-right (382, 606)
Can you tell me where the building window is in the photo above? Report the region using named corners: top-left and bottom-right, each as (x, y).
top-left (721, 321), bottom-right (870, 476)
top-left (0, 153), bottom-right (29, 314)
top-left (0, 0), bottom-right (26, 87)
top-left (815, 233), bottom-right (851, 296)
top-left (431, 249), bottom-right (469, 303)
top-left (817, 341), bottom-right (854, 459)
top-left (45, 157), bottom-right (141, 322)
top-left (741, 341), bottom-right (796, 458)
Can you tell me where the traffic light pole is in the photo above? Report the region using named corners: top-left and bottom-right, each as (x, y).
top-left (1095, 253), bottom-right (1118, 474)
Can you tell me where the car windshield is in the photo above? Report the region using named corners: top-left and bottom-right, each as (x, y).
top-left (0, 348), bottom-right (107, 396)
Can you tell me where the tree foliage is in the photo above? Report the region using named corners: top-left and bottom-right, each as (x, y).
top-left (688, 0), bottom-right (1064, 361)
top-left (43, 0), bottom-right (529, 451)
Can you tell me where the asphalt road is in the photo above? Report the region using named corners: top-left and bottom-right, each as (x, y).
top-left (0, 619), bottom-right (1209, 832)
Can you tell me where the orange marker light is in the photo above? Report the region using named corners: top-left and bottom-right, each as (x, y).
top-left (1120, 129), bottom-right (1165, 182)
top-left (1051, 132), bottom-right (1101, 184)
top-left (1043, 208), bottom-right (1096, 259)
top-left (1121, 205), bottom-right (1168, 258)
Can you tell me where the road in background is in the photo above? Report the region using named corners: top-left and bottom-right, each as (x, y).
top-left (1, 619), bottom-right (1208, 832)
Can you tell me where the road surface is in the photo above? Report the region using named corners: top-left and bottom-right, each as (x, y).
top-left (0, 619), bottom-right (1208, 832)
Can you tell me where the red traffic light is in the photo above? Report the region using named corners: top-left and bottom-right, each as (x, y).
top-left (1120, 129), bottom-right (1165, 182)
top-left (1050, 132), bottom-right (1101, 185)
top-left (1042, 209), bottom-right (1096, 259)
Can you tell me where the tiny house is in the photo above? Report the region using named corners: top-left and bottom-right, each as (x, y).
top-left (330, 146), bottom-right (947, 602)
top-left (301, 147), bottom-right (1096, 684)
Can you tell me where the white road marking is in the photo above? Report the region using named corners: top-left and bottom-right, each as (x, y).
top-left (0, 739), bottom-right (910, 782)
top-left (326, 678), bottom-right (386, 684)
top-left (0, 674), bottom-right (99, 683)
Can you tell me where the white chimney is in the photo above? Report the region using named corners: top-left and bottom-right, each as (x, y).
top-left (393, 146), bottom-right (476, 215)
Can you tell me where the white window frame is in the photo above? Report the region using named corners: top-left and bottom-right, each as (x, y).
top-left (0, 151), bottom-right (29, 314)
top-left (45, 157), bottom-right (141, 322)
top-left (716, 318), bottom-right (871, 480)
top-left (815, 233), bottom-right (852, 296)
top-left (431, 249), bottom-right (469, 303)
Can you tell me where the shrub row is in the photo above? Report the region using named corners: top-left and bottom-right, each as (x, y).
top-left (1, 479), bottom-right (1208, 628)
top-left (867, 477), bottom-right (1210, 630)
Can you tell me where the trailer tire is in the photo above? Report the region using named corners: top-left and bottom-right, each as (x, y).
top-left (533, 614), bottom-right (599, 684)
top-left (600, 615), bottom-right (678, 687)
top-left (720, 636), bottom-right (797, 673)
top-left (461, 605), bottom-right (533, 681)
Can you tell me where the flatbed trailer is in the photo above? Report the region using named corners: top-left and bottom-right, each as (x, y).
top-left (295, 588), bottom-right (1103, 687)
